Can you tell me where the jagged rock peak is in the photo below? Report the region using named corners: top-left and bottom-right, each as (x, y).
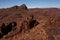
top-left (9, 4), bottom-right (28, 11)
top-left (19, 4), bottom-right (28, 10)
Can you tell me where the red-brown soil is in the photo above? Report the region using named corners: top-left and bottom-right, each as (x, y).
top-left (0, 4), bottom-right (60, 40)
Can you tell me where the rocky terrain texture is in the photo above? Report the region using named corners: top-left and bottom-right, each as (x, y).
top-left (0, 4), bottom-right (60, 40)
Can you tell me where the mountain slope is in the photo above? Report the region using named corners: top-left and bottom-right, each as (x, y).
top-left (0, 4), bottom-right (60, 40)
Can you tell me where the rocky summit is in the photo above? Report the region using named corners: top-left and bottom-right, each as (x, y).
top-left (0, 4), bottom-right (60, 40)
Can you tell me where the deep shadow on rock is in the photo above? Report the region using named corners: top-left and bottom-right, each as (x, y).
top-left (29, 20), bottom-right (39, 29)
top-left (20, 15), bottom-right (39, 33)
top-left (0, 22), bottom-right (17, 38)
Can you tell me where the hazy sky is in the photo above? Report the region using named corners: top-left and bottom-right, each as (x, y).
top-left (0, 0), bottom-right (60, 8)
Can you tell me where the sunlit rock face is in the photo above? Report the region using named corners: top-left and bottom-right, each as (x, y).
top-left (0, 4), bottom-right (60, 40)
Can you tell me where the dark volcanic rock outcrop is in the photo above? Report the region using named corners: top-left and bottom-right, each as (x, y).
top-left (10, 4), bottom-right (28, 11)
top-left (19, 4), bottom-right (28, 10)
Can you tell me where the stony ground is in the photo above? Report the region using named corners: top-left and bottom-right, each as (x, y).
top-left (0, 4), bottom-right (60, 40)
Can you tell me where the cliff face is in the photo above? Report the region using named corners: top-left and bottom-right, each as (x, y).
top-left (0, 4), bottom-right (60, 40)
